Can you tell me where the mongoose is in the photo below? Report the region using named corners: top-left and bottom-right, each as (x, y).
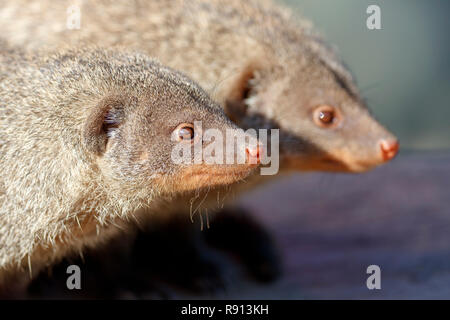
top-left (0, 0), bottom-right (400, 290)
top-left (0, 46), bottom-right (260, 292)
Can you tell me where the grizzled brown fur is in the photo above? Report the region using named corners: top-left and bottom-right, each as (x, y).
top-left (0, 47), bottom-right (256, 289)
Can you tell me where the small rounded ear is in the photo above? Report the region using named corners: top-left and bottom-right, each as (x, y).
top-left (83, 96), bottom-right (124, 154)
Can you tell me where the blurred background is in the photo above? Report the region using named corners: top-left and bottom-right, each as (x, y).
top-left (284, 0), bottom-right (450, 151)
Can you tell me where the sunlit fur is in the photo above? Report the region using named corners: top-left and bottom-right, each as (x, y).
top-left (0, 47), bottom-right (256, 290)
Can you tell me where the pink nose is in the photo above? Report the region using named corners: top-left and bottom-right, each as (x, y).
top-left (380, 139), bottom-right (399, 161)
top-left (246, 143), bottom-right (263, 165)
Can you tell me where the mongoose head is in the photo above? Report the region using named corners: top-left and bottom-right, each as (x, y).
top-left (219, 4), bottom-right (399, 173)
top-left (225, 50), bottom-right (399, 173)
top-left (80, 58), bottom-right (260, 197)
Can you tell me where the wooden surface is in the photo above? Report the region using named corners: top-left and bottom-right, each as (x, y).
top-left (175, 152), bottom-right (450, 299)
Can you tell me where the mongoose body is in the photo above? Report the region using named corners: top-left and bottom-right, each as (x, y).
top-left (0, 47), bottom-right (258, 289)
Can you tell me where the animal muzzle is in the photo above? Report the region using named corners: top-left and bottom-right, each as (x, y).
top-left (246, 142), bottom-right (263, 166)
top-left (379, 139), bottom-right (400, 162)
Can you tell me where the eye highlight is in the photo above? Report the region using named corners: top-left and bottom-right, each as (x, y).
top-left (313, 105), bottom-right (340, 128)
top-left (173, 123), bottom-right (195, 142)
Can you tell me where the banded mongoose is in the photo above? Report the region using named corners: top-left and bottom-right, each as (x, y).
top-left (0, 47), bottom-right (260, 292)
top-left (0, 0), bottom-right (400, 288)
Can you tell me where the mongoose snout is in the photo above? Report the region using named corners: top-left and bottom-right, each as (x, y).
top-left (380, 139), bottom-right (400, 162)
top-left (246, 141), bottom-right (263, 165)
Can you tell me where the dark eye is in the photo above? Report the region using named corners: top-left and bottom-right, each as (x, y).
top-left (313, 105), bottom-right (340, 128)
top-left (174, 123), bottom-right (195, 142)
